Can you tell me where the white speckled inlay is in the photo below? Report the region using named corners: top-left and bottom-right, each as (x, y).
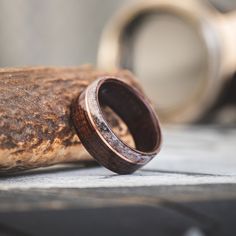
top-left (86, 78), bottom-right (156, 165)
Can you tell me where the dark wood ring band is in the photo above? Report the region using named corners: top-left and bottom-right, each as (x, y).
top-left (71, 77), bottom-right (162, 174)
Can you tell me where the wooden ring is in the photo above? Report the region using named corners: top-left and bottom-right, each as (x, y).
top-left (71, 77), bottom-right (162, 174)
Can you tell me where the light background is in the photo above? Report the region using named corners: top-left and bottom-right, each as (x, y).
top-left (0, 0), bottom-right (235, 67)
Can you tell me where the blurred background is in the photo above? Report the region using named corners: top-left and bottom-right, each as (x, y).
top-left (0, 0), bottom-right (236, 125)
top-left (0, 2), bottom-right (236, 235)
top-left (0, 0), bottom-right (126, 66)
top-left (0, 0), bottom-right (234, 67)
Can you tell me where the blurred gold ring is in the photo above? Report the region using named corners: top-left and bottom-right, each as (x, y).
top-left (98, 0), bottom-right (236, 123)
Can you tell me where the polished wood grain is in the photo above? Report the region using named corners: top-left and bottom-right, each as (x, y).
top-left (72, 77), bottom-right (162, 174)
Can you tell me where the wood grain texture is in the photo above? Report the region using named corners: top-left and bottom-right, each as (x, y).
top-left (0, 185), bottom-right (236, 236)
top-left (0, 66), bottom-right (139, 172)
top-left (72, 78), bottom-right (161, 174)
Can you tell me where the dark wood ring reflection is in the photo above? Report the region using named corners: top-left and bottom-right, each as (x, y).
top-left (71, 77), bottom-right (162, 174)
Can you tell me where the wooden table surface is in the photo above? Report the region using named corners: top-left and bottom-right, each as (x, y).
top-left (0, 126), bottom-right (235, 236)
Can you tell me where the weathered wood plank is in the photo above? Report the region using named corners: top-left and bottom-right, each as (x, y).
top-left (0, 185), bottom-right (236, 236)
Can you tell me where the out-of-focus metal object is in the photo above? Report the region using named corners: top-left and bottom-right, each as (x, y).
top-left (98, 0), bottom-right (236, 123)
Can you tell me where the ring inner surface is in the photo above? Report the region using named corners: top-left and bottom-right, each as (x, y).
top-left (98, 79), bottom-right (159, 153)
